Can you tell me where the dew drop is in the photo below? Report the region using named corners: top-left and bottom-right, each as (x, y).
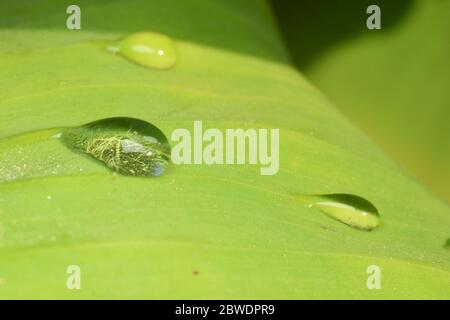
top-left (300, 194), bottom-right (381, 231)
top-left (61, 117), bottom-right (171, 177)
top-left (107, 32), bottom-right (177, 69)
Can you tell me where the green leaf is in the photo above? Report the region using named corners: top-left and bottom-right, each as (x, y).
top-left (273, 0), bottom-right (450, 202)
top-left (0, 0), bottom-right (449, 299)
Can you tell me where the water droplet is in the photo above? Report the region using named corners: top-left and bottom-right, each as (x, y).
top-left (61, 117), bottom-right (171, 177)
top-left (299, 194), bottom-right (381, 231)
top-left (107, 32), bottom-right (177, 69)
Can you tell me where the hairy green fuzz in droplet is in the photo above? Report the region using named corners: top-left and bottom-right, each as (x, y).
top-left (62, 117), bottom-right (171, 177)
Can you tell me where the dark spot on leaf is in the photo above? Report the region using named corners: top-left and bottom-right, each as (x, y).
top-left (320, 225), bottom-right (334, 232)
top-left (192, 270), bottom-right (199, 276)
top-left (444, 238), bottom-right (450, 250)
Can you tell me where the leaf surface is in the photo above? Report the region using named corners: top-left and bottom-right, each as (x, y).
top-left (0, 0), bottom-right (449, 299)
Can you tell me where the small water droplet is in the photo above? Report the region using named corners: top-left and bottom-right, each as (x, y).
top-left (47, 195), bottom-right (52, 200)
top-left (61, 117), bottom-right (171, 177)
top-left (299, 194), bottom-right (381, 231)
top-left (107, 32), bottom-right (177, 69)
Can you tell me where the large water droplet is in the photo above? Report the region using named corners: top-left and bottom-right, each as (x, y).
top-left (299, 194), bottom-right (381, 231)
top-left (62, 117), bottom-right (171, 177)
top-left (107, 32), bottom-right (177, 69)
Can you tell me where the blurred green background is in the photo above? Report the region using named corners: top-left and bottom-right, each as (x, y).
top-left (272, 0), bottom-right (450, 202)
